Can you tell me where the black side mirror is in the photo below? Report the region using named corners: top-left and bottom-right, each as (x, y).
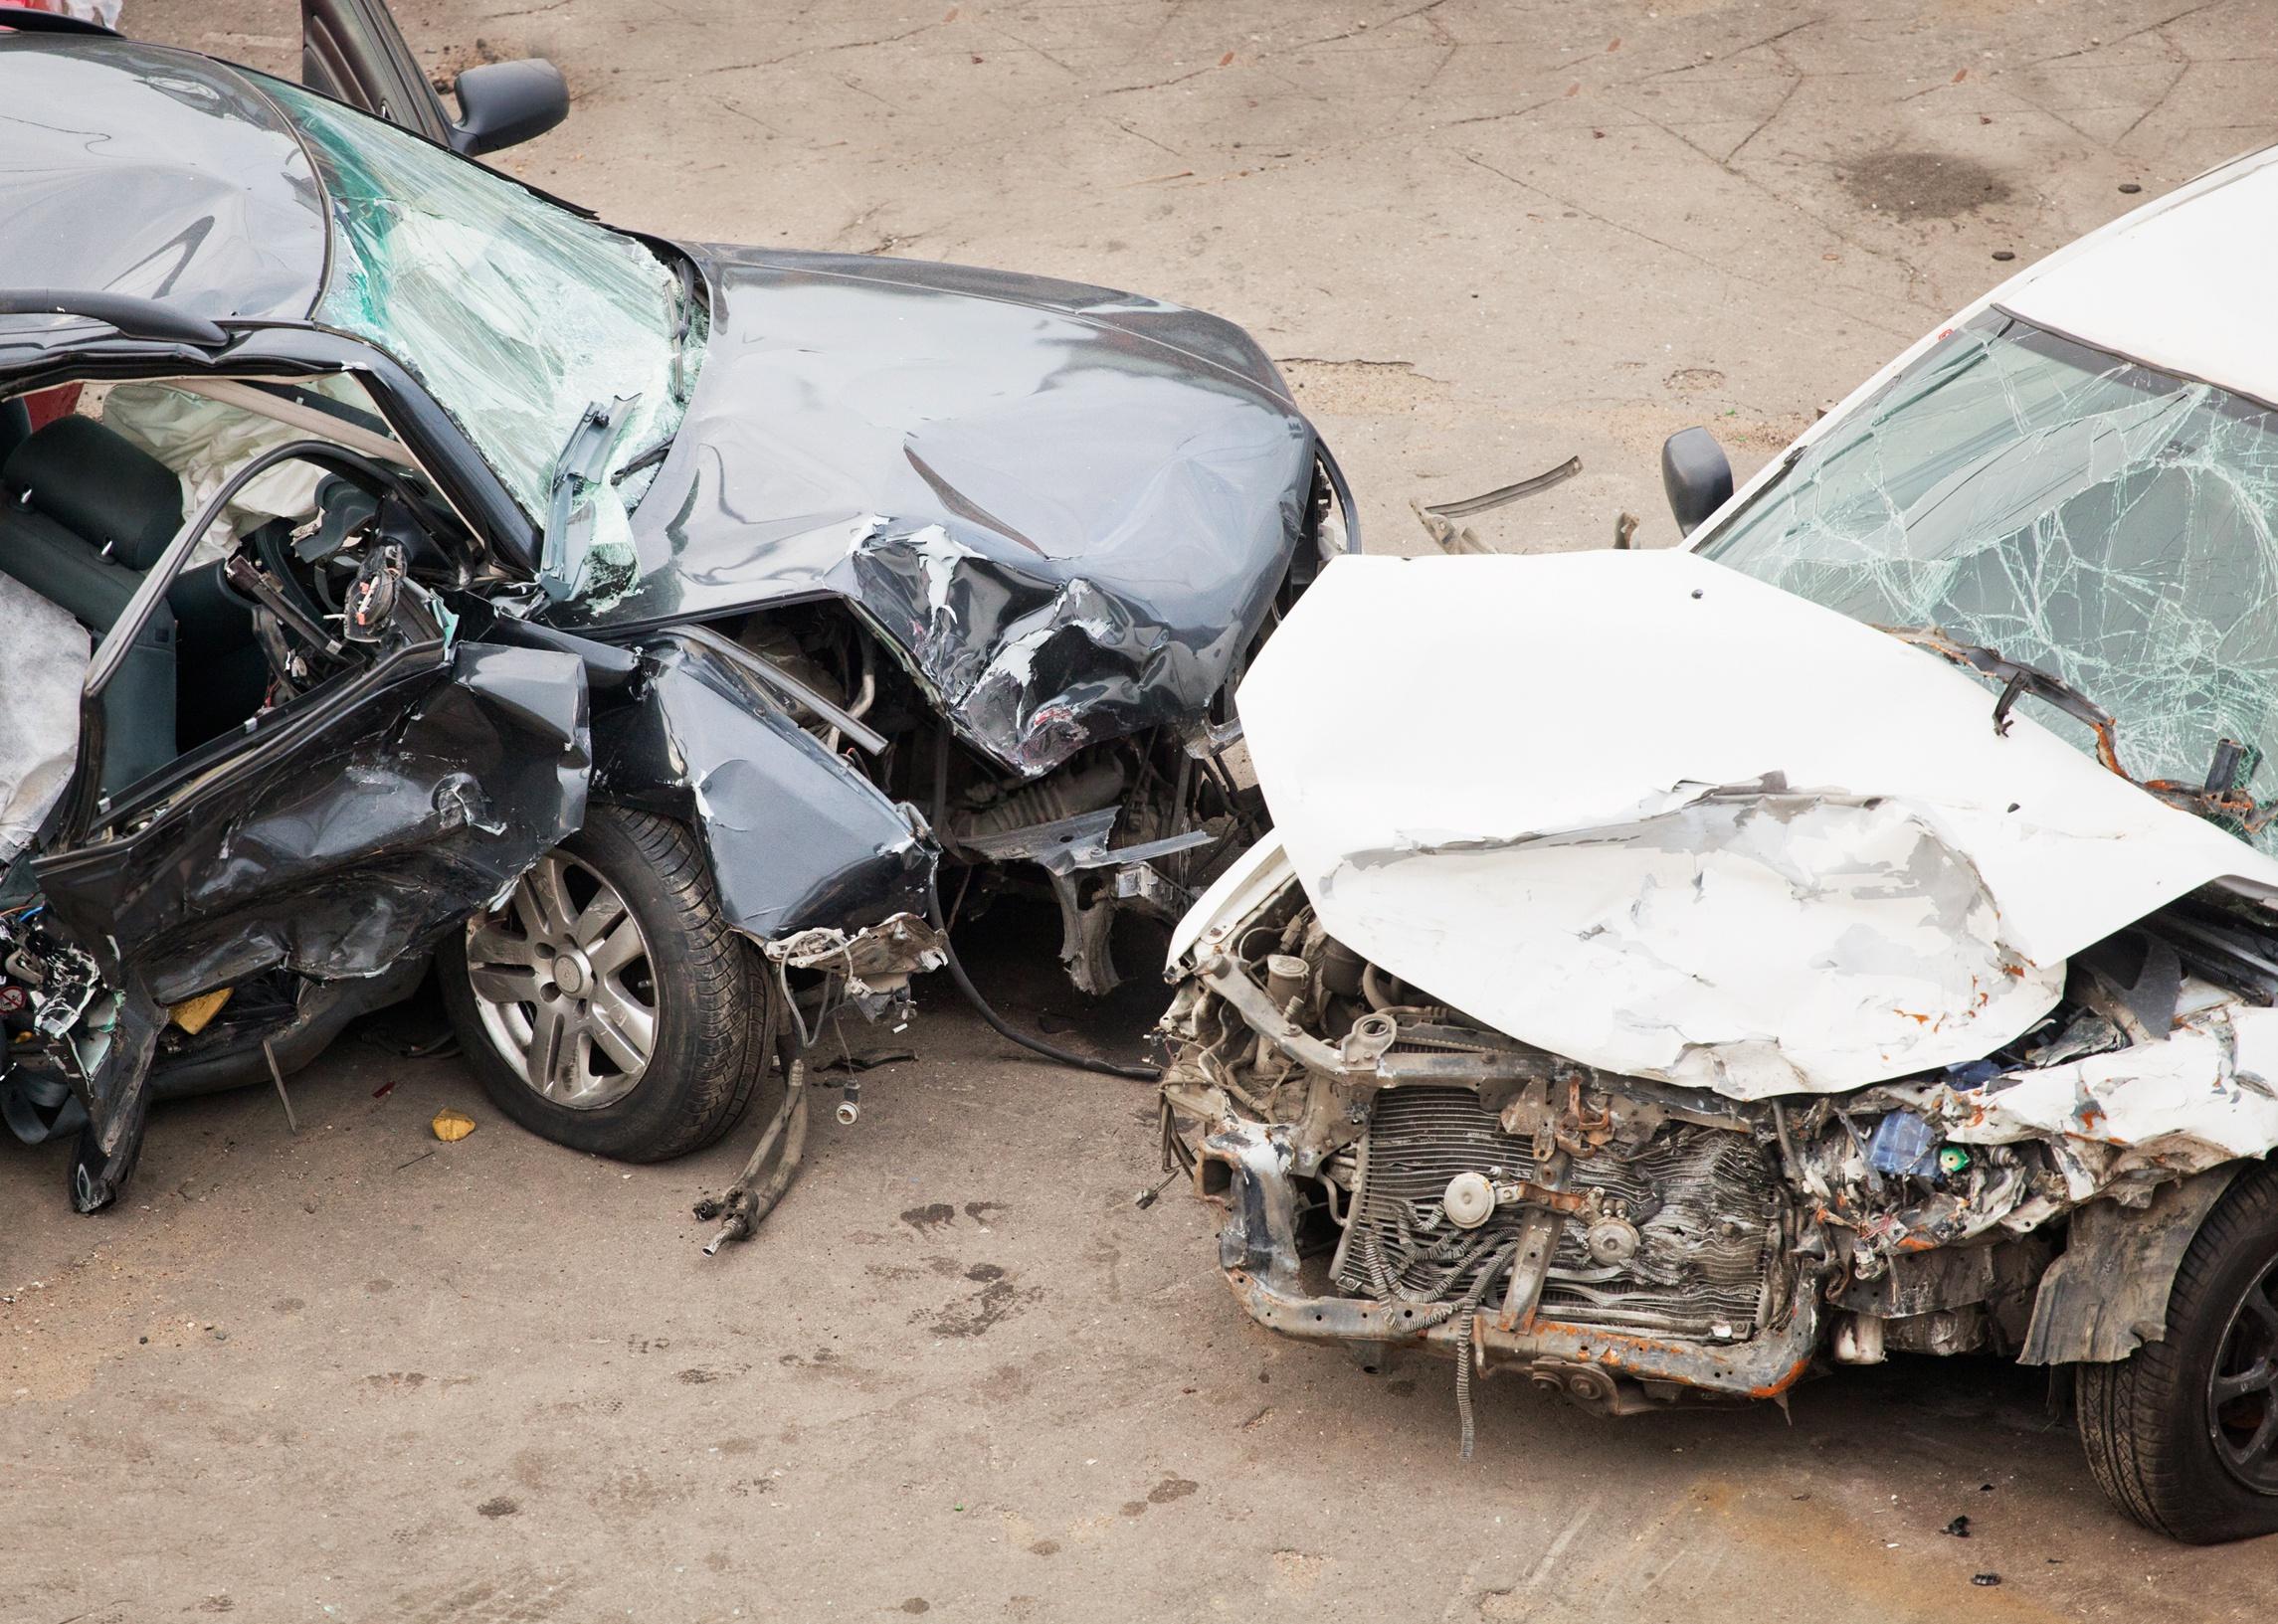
top-left (1660, 427), bottom-right (1733, 537)
top-left (449, 59), bottom-right (569, 156)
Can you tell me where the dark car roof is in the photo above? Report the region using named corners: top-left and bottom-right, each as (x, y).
top-left (0, 37), bottom-right (326, 342)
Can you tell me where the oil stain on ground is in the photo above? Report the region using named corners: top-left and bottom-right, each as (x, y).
top-left (1841, 150), bottom-right (2012, 219)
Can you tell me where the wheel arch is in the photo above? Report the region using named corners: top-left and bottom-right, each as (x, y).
top-left (2021, 1167), bottom-right (2245, 1366)
top-left (590, 630), bottom-right (937, 944)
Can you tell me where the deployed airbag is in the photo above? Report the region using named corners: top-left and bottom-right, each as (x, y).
top-left (0, 571), bottom-right (88, 867)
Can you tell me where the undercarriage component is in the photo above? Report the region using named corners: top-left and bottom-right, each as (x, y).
top-left (1225, 1255), bottom-right (1821, 1402)
top-left (696, 1038), bottom-right (809, 1255)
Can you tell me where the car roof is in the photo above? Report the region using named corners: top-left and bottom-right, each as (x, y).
top-left (0, 37), bottom-right (326, 348)
top-left (1997, 144), bottom-right (2278, 406)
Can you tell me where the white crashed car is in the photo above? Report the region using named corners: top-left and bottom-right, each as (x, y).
top-left (1158, 142), bottom-right (2278, 1541)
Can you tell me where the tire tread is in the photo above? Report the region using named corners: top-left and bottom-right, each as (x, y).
top-left (2077, 1163), bottom-right (2278, 1543)
top-left (440, 806), bottom-right (776, 1163)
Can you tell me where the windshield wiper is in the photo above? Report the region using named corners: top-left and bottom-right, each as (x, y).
top-left (667, 253), bottom-right (698, 405)
top-left (538, 395), bottom-right (636, 602)
top-left (1885, 626), bottom-right (2124, 773)
top-left (1886, 626), bottom-right (2273, 829)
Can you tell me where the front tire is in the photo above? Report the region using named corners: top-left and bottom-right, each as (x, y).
top-left (2078, 1164), bottom-right (2278, 1543)
top-left (439, 806), bottom-right (775, 1162)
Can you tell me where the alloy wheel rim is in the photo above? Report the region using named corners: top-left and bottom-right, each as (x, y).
top-left (2207, 1254), bottom-right (2278, 1493)
top-left (463, 852), bottom-right (658, 1111)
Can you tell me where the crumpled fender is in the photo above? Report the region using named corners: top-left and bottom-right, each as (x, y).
top-left (2021, 1169), bottom-right (2242, 1365)
top-left (593, 632), bottom-right (936, 941)
top-left (557, 245), bottom-right (1318, 779)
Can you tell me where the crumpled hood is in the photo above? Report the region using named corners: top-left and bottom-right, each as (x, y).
top-left (561, 247), bottom-right (1315, 776)
top-left (1232, 550), bottom-right (2278, 1097)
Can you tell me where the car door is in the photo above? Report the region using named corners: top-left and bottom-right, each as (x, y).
top-left (300, 0), bottom-right (455, 144)
top-left (31, 580), bottom-right (593, 1204)
top-left (301, 0), bottom-right (568, 155)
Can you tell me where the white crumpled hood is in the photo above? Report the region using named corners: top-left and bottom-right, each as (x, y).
top-left (1233, 550), bottom-right (2278, 1098)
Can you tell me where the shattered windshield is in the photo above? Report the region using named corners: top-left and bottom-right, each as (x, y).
top-left (261, 80), bottom-right (702, 598)
top-left (1702, 310), bottom-right (2278, 848)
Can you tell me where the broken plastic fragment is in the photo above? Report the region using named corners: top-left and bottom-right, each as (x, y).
top-left (168, 988), bottom-right (233, 1036)
top-left (1865, 1111), bottom-right (1941, 1177)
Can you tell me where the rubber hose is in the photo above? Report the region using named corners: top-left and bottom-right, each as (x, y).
top-left (926, 875), bottom-right (1159, 1081)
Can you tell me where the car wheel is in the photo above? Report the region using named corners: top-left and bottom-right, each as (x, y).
top-left (438, 805), bottom-right (776, 1162)
top-left (2078, 1164), bottom-right (2278, 1542)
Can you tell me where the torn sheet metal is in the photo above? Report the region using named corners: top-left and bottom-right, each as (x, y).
top-left (591, 632), bottom-right (935, 941)
top-left (1234, 550), bottom-right (2278, 1096)
top-left (36, 642), bottom-right (589, 1006)
top-left (21, 642), bottom-right (587, 1191)
top-left (549, 246), bottom-right (1317, 778)
top-left (0, 571), bottom-right (88, 868)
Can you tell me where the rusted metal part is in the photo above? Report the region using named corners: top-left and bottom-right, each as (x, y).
top-left (1223, 1267), bottom-right (1821, 1401)
top-left (1202, 1121), bottom-right (1305, 1294)
top-left (1196, 953), bottom-right (1587, 1088)
top-left (1496, 1149), bottom-right (1570, 1333)
top-left (1193, 953), bottom-right (1354, 1078)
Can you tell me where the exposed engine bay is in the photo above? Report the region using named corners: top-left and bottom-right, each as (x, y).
top-left (1157, 548), bottom-right (2278, 1454)
top-left (696, 451), bottom-right (1342, 1000)
top-left (1159, 860), bottom-right (2278, 1444)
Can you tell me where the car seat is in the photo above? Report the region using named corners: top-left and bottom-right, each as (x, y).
top-left (0, 416), bottom-right (183, 795)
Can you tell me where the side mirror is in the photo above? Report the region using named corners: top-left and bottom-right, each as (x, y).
top-left (1660, 427), bottom-right (1733, 537)
top-left (449, 59), bottom-right (569, 156)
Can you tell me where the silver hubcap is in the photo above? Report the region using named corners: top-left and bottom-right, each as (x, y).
top-left (463, 851), bottom-right (658, 1111)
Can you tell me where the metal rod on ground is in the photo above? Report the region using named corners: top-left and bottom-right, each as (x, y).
top-left (262, 1038), bottom-right (298, 1133)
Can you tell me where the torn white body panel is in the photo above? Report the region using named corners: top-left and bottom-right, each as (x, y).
top-left (0, 573), bottom-right (90, 867)
top-left (1233, 550), bottom-right (2278, 1096)
top-left (1901, 991), bottom-right (2278, 1189)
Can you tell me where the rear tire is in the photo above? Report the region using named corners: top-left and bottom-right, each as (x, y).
top-left (2078, 1163), bottom-right (2278, 1543)
top-left (439, 806), bottom-right (776, 1162)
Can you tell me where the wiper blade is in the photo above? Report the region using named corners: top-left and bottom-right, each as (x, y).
top-left (667, 253), bottom-right (698, 405)
top-left (1886, 625), bottom-right (2277, 830)
top-left (1885, 627), bottom-right (2122, 771)
top-left (539, 395), bottom-right (635, 602)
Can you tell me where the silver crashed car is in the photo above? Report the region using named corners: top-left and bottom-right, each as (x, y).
top-left (1158, 139), bottom-right (2278, 1541)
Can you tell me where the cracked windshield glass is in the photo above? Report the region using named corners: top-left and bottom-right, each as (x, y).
top-left (261, 78), bottom-right (703, 602)
top-left (1702, 309), bottom-right (2278, 847)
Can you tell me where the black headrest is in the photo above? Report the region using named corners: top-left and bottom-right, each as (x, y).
top-left (2, 416), bottom-right (183, 570)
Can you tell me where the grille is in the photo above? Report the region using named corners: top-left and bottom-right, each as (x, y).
top-left (1334, 1086), bottom-right (1785, 1337)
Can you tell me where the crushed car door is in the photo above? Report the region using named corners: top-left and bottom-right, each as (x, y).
top-left (29, 477), bottom-right (592, 1205)
top-left (300, 0), bottom-right (568, 155)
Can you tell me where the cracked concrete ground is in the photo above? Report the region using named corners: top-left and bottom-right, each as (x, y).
top-left (10, 0), bottom-right (2278, 1617)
